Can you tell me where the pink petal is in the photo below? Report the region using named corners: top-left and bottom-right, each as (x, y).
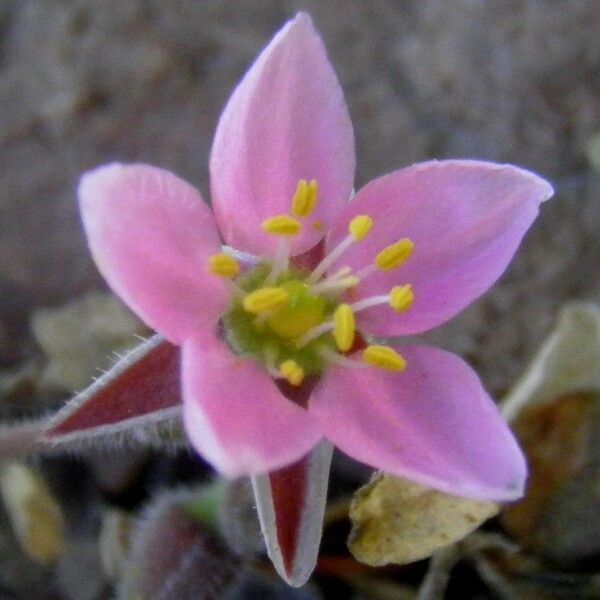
top-left (327, 160), bottom-right (553, 336)
top-left (210, 13), bottom-right (355, 257)
top-left (181, 331), bottom-right (321, 477)
top-left (79, 163), bottom-right (227, 344)
top-left (310, 345), bottom-right (527, 501)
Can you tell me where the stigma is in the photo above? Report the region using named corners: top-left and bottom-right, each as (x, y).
top-left (209, 179), bottom-right (415, 385)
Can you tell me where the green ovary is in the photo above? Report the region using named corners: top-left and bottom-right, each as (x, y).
top-left (222, 264), bottom-right (336, 376)
top-left (266, 280), bottom-right (326, 339)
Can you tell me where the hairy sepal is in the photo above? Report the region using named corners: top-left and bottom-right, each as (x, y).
top-left (42, 335), bottom-right (186, 452)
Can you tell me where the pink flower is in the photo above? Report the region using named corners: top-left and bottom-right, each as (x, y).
top-left (78, 13), bottom-right (552, 501)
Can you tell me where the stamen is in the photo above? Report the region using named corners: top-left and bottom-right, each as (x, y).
top-left (310, 274), bottom-right (359, 296)
top-left (221, 245), bottom-right (260, 267)
top-left (279, 359), bottom-right (305, 386)
top-left (295, 321), bottom-right (333, 348)
top-left (307, 214), bottom-right (374, 284)
top-left (242, 287), bottom-right (289, 314)
top-left (374, 238), bottom-right (414, 271)
top-left (354, 263), bottom-right (377, 280)
top-left (263, 346), bottom-right (281, 378)
top-left (262, 215), bottom-right (301, 236)
top-left (291, 179), bottom-right (318, 218)
top-left (328, 266), bottom-right (353, 280)
top-left (307, 237), bottom-right (353, 284)
top-left (348, 215), bottom-right (373, 241)
top-left (319, 346), bottom-right (366, 369)
top-left (351, 284), bottom-right (414, 314)
top-left (264, 237), bottom-right (290, 285)
top-left (363, 345), bottom-right (406, 371)
top-left (208, 253), bottom-right (240, 278)
top-left (333, 304), bottom-right (355, 352)
top-left (389, 285), bottom-right (414, 313)
top-left (351, 294), bottom-right (390, 312)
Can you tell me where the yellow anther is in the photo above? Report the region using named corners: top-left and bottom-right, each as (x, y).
top-left (363, 345), bottom-right (407, 372)
top-left (262, 215), bottom-right (302, 236)
top-left (349, 215), bottom-right (373, 242)
top-left (374, 238), bottom-right (414, 271)
top-left (333, 304), bottom-right (355, 352)
top-left (389, 285), bottom-right (414, 313)
top-left (291, 179), bottom-right (318, 218)
top-left (279, 359), bottom-right (305, 386)
top-left (208, 253), bottom-right (240, 279)
top-left (242, 287), bottom-right (289, 314)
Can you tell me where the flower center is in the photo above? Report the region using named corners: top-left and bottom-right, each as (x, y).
top-left (208, 180), bottom-right (415, 387)
top-left (266, 281), bottom-right (326, 339)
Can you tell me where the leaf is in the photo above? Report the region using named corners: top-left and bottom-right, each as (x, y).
top-left (183, 479), bottom-right (227, 533)
top-left (252, 440), bottom-right (333, 587)
top-left (348, 474), bottom-right (498, 567)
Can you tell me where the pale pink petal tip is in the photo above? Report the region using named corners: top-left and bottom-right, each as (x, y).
top-left (311, 345), bottom-right (527, 502)
top-left (329, 160), bottom-right (554, 337)
top-left (78, 162), bottom-right (226, 344)
top-left (210, 11), bottom-right (355, 257)
top-left (182, 331), bottom-right (321, 477)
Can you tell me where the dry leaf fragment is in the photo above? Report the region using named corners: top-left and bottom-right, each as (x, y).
top-left (502, 301), bottom-right (600, 421)
top-left (0, 461), bottom-right (65, 564)
top-left (501, 393), bottom-right (596, 547)
top-left (31, 291), bottom-right (147, 391)
top-left (99, 508), bottom-right (132, 581)
top-left (500, 302), bottom-right (600, 564)
top-left (348, 473), bottom-right (498, 567)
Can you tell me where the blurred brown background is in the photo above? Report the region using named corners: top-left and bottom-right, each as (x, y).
top-left (1, 0), bottom-right (599, 395)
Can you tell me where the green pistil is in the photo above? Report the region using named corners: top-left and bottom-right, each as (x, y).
top-left (267, 280), bottom-right (326, 339)
top-left (222, 263), bottom-right (337, 376)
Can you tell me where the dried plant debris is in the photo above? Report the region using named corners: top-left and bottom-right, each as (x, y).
top-left (500, 302), bottom-right (600, 566)
top-left (0, 461), bottom-right (65, 564)
top-left (502, 301), bottom-right (600, 421)
top-left (348, 473), bottom-right (498, 567)
top-left (31, 291), bottom-right (147, 392)
top-left (502, 391), bottom-right (600, 566)
top-left (98, 508), bottom-right (132, 582)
